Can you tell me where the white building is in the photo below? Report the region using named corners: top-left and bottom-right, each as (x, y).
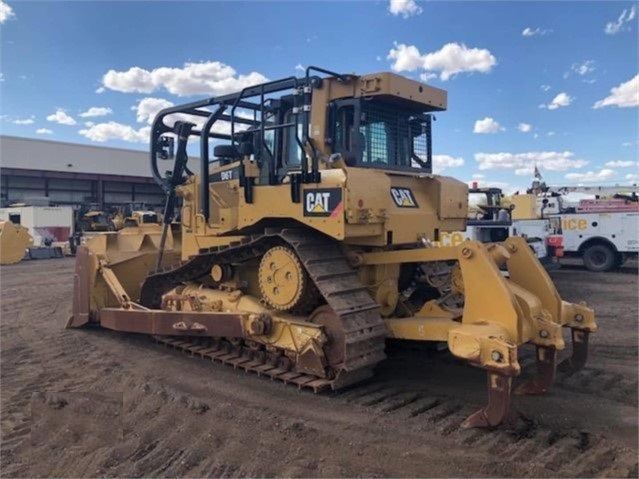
top-left (0, 135), bottom-right (166, 208)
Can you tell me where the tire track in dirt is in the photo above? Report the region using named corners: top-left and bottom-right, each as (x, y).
top-left (333, 381), bottom-right (637, 478)
top-left (120, 335), bottom-right (638, 478)
top-left (1, 259), bottom-right (637, 478)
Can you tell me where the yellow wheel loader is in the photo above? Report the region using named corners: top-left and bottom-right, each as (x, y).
top-left (67, 67), bottom-right (596, 427)
top-left (0, 220), bottom-right (33, 264)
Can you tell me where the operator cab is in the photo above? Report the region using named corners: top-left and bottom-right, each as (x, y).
top-left (328, 98), bottom-right (435, 172)
top-left (149, 67), bottom-right (447, 222)
top-left (209, 96), bottom-right (436, 181)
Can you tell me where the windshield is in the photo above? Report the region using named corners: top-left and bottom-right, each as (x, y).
top-left (333, 100), bottom-right (432, 171)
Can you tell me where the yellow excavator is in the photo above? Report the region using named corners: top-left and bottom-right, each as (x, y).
top-left (67, 67), bottom-right (596, 427)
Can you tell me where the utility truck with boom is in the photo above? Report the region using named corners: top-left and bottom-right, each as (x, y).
top-left (522, 182), bottom-right (638, 272)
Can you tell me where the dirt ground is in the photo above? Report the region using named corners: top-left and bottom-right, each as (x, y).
top-left (1, 258), bottom-right (637, 478)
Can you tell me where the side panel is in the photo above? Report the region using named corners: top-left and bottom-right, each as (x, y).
top-left (622, 213), bottom-right (639, 252)
top-left (180, 170), bottom-right (349, 258)
top-left (555, 212), bottom-right (638, 252)
top-left (180, 167), bottom-right (468, 255)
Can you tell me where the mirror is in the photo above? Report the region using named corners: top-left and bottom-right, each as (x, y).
top-left (158, 136), bottom-right (175, 160)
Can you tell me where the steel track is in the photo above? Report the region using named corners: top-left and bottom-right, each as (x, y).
top-left (139, 228), bottom-right (388, 390)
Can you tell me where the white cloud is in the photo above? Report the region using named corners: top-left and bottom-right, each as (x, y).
top-left (433, 154), bottom-right (464, 172)
top-left (605, 5), bottom-right (637, 35)
top-left (13, 117), bottom-right (35, 125)
top-left (540, 84), bottom-right (551, 91)
top-left (565, 169), bottom-right (616, 182)
top-left (419, 72), bottom-right (437, 82)
top-left (571, 60), bottom-right (596, 76)
top-left (473, 117), bottom-right (503, 134)
top-left (0, 0), bottom-right (15, 24)
top-left (522, 27), bottom-right (551, 37)
top-left (547, 131), bottom-right (556, 137)
top-left (95, 87), bottom-right (106, 94)
top-left (540, 92), bottom-right (573, 110)
top-left (517, 123), bottom-right (532, 133)
top-left (294, 63), bottom-right (305, 73)
top-left (46, 109), bottom-right (77, 125)
top-left (84, 121), bottom-right (94, 127)
top-left (101, 61), bottom-right (268, 97)
top-left (79, 107), bottom-right (113, 118)
top-left (472, 173), bottom-right (485, 179)
top-left (605, 160), bottom-right (636, 168)
top-left (593, 75), bottom-right (639, 109)
top-left (102, 67), bottom-right (153, 93)
top-left (36, 128), bottom-right (53, 135)
top-left (133, 97), bottom-right (174, 124)
top-left (475, 151), bottom-right (588, 174)
top-left (79, 122), bottom-right (151, 143)
top-left (0, 73), bottom-right (4, 82)
top-left (389, 0), bottom-right (422, 18)
top-left (626, 173), bottom-right (639, 181)
top-left (387, 42), bottom-right (497, 81)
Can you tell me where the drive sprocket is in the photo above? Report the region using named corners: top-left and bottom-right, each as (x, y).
top-left (258, 245), bottom-right (309, 311)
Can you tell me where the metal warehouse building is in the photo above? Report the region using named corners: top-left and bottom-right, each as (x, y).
top-left (0, 135), bottom-right (165, 208)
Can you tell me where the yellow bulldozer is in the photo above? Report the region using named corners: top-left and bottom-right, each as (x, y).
top-left (108, 202), bottom-right (162, 231)
top-left (75, 203), bottom-right (110, 233)
top-left (67, 67), bottom-right (596, 428)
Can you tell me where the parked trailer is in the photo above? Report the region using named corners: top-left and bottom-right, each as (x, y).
top-left (0, 206), bottom-right (74, 246)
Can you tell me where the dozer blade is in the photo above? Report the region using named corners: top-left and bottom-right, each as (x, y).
top-left (66, 245), bottom-right (93, 328)
top-left (0, 221), bottom-right (33, 265)
top-left (66, 225), bottom-right (181, 329)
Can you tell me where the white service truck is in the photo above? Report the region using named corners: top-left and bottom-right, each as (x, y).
top-left (552, 210), bottom-right (638, 271)
top-left (526, 184), bottom-right (639, 272)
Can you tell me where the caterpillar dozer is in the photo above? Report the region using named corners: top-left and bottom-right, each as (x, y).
top-left (109, 202), bottom-right (162, 231)
top-left (75, 203), bottom-right (110, 233)
top-left (67, 67), bottom-right (596, 427)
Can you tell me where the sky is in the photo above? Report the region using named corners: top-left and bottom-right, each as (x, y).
top-left (0, 0), bottom-right (637, 193)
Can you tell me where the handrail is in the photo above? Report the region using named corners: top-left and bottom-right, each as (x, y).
top-left (200, 106), bottom-right (228, 221)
